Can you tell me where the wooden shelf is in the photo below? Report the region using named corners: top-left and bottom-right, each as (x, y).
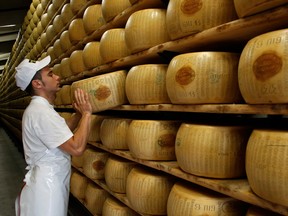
top-left (89, 142), bottom-right (288, 215)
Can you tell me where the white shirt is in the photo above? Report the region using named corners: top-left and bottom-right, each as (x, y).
top-left (18, 96), bottom-right (74, 216)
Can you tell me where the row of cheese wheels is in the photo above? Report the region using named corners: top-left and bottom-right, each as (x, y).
top-left (71, 169), bottom-right (138, 215)
top-left (60, 112), bottom-right (288, 208)
top-left (70, 154), bottom-right (281, 215)
top-left (25, 0), bottom-right (288, 61)
top-left (54, 28), bottom-right (288, 112)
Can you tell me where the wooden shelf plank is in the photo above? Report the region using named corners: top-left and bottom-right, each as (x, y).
top-left (89, 142), bottom-right (288, 215)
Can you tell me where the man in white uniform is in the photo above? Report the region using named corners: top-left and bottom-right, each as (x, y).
top-left (14, 55), bottom-right (92, 216)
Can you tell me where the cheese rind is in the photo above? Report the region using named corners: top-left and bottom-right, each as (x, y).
top-left (175, 123), bottom-right (250, 178)
top-left (125, 64), bottom-right (171, 104)
top-left (246, 129), bottom-right (288, 207)
top-left (238, 29), bottom-right (288, 104)
top-left (166, 52), bottom-right (242, 104)
top-left (127, 120), bottom-right (180, 160)
top-left (71, 70), bottom-right (128, 112)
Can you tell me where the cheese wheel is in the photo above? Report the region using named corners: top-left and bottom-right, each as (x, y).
top-left (31, 27), bottom-right (39, 42)
top-left (246, 205), bottom-right (282, 216)
top-left (35, 40), bottom-right (43, 55)
top-left (70, 50), bottom-right (87, 75)
top-left (125, 9), bottom-right (170, 53)
top-left (36, 22), bottom-right (43, 37)
top-left (40, 13), bottom-right (49, 29)
top-left (35, 4), bottom-right (43, 17)
top-left (70, 171), bottom-right (88, 200)
top-left (83, 4), bottom-right (105, 34)
top-left (238, 29), bottom-right (288, 104)
top-left (82, 147), bottom-right (109, 180)
top-left (175, 123), bottom-right (250, 178)
top-left (29, 4), bottom-right (36, 14)
top-left (52, 0), bottom-right (64, 10)
top-left (166, 0), bottom-right (238, 40)
top-left (104, 156), bottom-right (136, 193)
top-left (70, 0), bottom-right (88, 14)
top-left (72, 154), bottom-right (84, 168)
top-left (101, 0), bottom-right (131, 22)
top-left (167, 181), bottom-right (247, 216)
top-left (59, 112), bottom-right (72, 120)
top-left (99, 28), bottom-right (130, 63)
top-left (47, 4), bottom-right (57, 20)
top-left (102, 197), bottom-right (139, 216)
top-left (234, 0), bottom-right (288, 18)
top-left (246, 129), bottom-right (288, 207)
top-left (60, 85), bottom-right (71, 105)
top-left (32, 0), bottom-right (40, 8)
top-left (68, 18), bottom-right (87, 44)
top-left (40, 32), bottom-right (48, 48)
top-left (88, 115), bottom-right (105, 142)
top-left (52, 15), bottom-right (64, 33)
top-left (127, 120), bottom-right (180, 160)
top-left (60, 30), bottom-right (72, 52)
top-left (47, 46), bottom-right (56, 61)
top-left (100, 118), bottom-right (131, 149)
top-left (40, 0), bottom-right (49, 8)
top-left (126, 167), bottom-right (175, 215)
top-left (82, 41), bottom-right (103, 69)
top-left (166, 52), bottom-right (242, 104)
top-left (84, 182), bottom-right (110, 215)
top-left (71, 70), bottom-right (128, 112)
top-left (46, 25), bottom-right (56, 41)
top-left (32, 11), bottom-right (39, 25)
top-left (60, 3), bottom-right (74, 25)
top-left (125, 64), bottom-right (171, 104)
top-left (60, 57), bottom-right (73, 79)
top-left (52, 63), bottom-right (62, 78)
top-left (53, 39), bottom-right (63, 58)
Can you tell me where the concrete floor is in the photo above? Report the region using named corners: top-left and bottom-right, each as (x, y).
top-left (0, 125), bottom-right (26, 216)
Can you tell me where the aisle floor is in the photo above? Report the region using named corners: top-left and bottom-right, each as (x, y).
top-left (0, 125), bottom-right (26, 216)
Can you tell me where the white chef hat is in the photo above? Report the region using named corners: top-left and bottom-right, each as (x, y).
top-left (15, 55), bottom-right (51, 91)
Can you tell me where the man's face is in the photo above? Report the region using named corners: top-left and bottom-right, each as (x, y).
top-left (39, 66), bottom-right (61, 93)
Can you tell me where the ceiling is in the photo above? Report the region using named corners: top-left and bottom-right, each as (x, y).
top-left (0, 0), bottom-right (30, 75)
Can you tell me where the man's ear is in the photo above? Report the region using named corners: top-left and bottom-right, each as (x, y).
top-left (31, 80), bottom-right (43, 89)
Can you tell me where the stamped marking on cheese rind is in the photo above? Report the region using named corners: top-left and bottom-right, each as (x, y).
top-left (95, 85), bottom-right (111, 100)
top-left (176, 66), bottom-right (195, 85)
top-left (181, 0), bottom-right (203, 15)
top-left (158, 134), bottom-right (176, 147)
top-left (253, 52), bottom-right (282, 81)
top-left (92, 160), bottom-right (105, 171)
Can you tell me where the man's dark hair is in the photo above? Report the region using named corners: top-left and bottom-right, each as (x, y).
top-left (25, 69), bottom-right (43, 95)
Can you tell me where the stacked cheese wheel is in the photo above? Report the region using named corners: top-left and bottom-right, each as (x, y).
top-left (102, 197), bottom-right (139, 216)
top-left (104, 156), bottom-right (136, 193)
top-left (233, 0), bottom-right (288, 18)
top-left (125, 64), bottom-right (171, 104)
top-left (238, 29), bottom-right (288, 104)
top-left (126, 167), bottom-right (175, 215)
top-left (125, 9), bottom-right (170, 53)
top-left (70, 171), bottom-right (88, 201)
top-left (87, 115), bottom-right (105, 142)
top-left (246, 129), bottom-right (288, 207)
top-left (84, 182), bottom-right (109, 215)
top-left (71, 70), bottom-right (127, 112)
top-left (127, 120), bottom-right (180, 160)
top-left (167, 181), bottom-right (247, 215)
top-left (175, 123), bottom-right (251, 178)
top-left (166, 0), bottom-right (238, 40)
top-left (100, 118), bottom-right (132, 149)
top-left (166, 52), bottom-right (242, 104)
top-left (82, 147), bottom-right (109, 180)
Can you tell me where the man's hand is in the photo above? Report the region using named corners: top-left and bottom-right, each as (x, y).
top-left (73, 88), bottom-right (92, 116)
